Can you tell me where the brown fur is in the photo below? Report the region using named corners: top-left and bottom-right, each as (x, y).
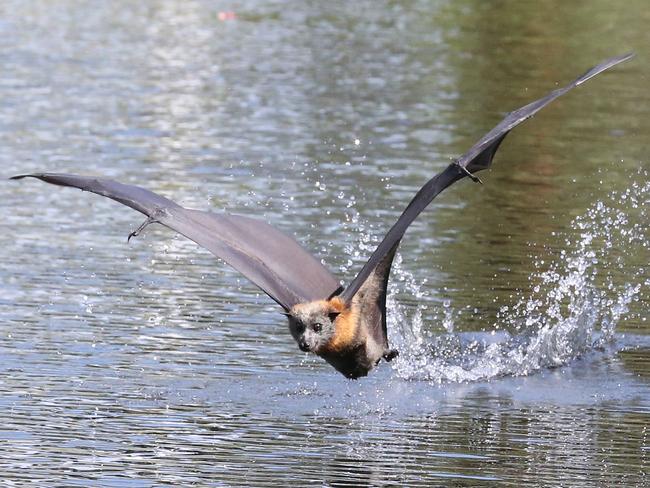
top-left (287, 247), bottom-right (399, 378)
top-left (320, 297), bottom-right (360, 354)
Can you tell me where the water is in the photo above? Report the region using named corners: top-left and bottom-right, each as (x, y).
top-left (1, 1), bottom-right (649, 486)
top-left (392, 181), bottom-right (649, 382)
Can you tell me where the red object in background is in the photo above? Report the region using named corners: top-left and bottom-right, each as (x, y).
top-left (218, 11), bottom-right (236, 21)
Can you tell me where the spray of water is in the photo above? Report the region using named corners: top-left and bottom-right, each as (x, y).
top-left (389, 179), bottom-right (648, 382)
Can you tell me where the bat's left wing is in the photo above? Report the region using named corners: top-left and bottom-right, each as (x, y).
top-left (11, 173), bottom-right (342, 310)
top-left (341, 52), bottom-right (634, 303)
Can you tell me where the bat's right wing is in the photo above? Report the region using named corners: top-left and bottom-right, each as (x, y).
top-left (12, 173), bottom-right (342, 310)
top-left (341, 52), bottom-right (634, 303)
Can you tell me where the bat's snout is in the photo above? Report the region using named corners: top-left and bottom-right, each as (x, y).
top-left (298, 340), bottom-right (310, 352)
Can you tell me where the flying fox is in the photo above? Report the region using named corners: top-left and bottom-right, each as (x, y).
top-left (12, 53), bottom-right (632, 378)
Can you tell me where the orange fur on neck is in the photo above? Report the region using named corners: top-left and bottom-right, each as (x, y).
top-left (321, 297), bottom-right (359, 354)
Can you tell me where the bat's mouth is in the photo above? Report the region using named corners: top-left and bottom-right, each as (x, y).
top-left (298, 340), bottom-right (310, 352)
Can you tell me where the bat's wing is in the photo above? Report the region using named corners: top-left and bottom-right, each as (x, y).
top-left (341, 52), bottom-right (633, 303)
top-left (11, 173), bottom-right (342, 310)
top-left (355, 243), bottom-right (398, 351)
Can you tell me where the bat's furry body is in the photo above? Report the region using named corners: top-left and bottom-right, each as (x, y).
top-left (289, 245), bottom-right (398, 378)
top-left (11, 53), bottom-right (632, 378)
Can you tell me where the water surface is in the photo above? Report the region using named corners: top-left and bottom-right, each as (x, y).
top-left (1, 1), bottom-right (648, 486)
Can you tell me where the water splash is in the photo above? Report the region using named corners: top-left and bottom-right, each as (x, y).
top-left (390, 179), bottom-right (649, 382)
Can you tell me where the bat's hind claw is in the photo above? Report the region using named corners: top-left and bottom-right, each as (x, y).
top-left (128, 216), bottom-right (156, 242)
top-left (383, 349), bottom-right (399, 362)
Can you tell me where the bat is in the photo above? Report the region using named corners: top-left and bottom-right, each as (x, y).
top-left (11, 53), bottom-right (632, 378)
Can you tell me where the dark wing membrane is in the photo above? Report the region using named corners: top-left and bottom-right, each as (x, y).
top-left (12, 173), bottom-right (341, 310)
top-left (360, 243), bottom-right (398, 348)
top-left (341, 52), bottom-right (633, 302)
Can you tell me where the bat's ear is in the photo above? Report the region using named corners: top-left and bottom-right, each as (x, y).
top-left (328, 311), bottom-right (340, 323)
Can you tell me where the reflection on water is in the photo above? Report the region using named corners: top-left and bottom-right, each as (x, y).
top-left (0, 0), bottom-right (648, 486)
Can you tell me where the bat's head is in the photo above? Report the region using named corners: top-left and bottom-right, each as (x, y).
top-left (286, 299), bottom-right (343, 354)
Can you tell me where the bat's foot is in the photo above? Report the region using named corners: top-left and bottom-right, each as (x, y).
top-left (128, 216), bottom-right (156, 242)
top-left (383, 349), bottom-right (399, 362)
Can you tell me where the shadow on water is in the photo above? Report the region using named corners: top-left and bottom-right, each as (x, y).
top-left (0, 0), bottom-right (648, 486)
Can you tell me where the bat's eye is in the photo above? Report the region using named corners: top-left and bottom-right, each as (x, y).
top-left (313, 323), bottom-right (322, 333)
